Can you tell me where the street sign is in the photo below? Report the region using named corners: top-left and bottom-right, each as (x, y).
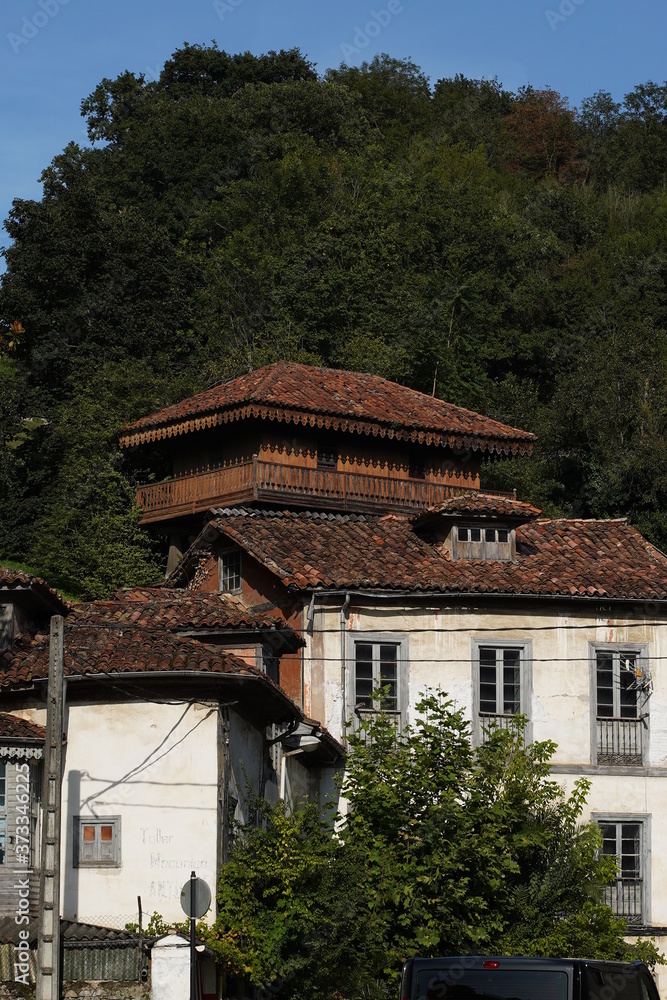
top-left (180, 876), bottom-right (211, 918)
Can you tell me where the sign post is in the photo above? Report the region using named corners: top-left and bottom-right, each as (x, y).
top-left (180, 873), bottom-right (212, 1000)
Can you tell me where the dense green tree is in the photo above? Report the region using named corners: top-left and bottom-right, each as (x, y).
top-left (325, 54), bottom-right (432, 153)
top-left (4, 47), bottom-right (667, 593)
top-left (204, 695), bottom-right (660, 1000)
top-left (432, 75), bottom-right (515, 166)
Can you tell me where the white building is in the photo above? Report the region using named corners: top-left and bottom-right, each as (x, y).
top-left (0, 581), bottom-right (342, 931)
top-left (166, 494), bottom-right (667, 975)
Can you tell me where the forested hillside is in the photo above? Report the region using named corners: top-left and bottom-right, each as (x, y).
top-left (2, 45), bottom-right (667, 598)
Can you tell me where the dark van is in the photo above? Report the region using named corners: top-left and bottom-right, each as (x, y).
top-left (401, 956), bottom-right (661, 1000)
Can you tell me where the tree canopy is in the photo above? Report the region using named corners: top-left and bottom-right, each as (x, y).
top-left (203, 695), bottom-right (660, 1000)
top-left (3, 45), bottom-right (667, 595)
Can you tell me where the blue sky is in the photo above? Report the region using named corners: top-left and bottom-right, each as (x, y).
top-left (2, 0), bottom-right (667, 258)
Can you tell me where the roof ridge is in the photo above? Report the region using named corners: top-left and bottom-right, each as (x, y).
top-left (212, 506), bottom-right (368, 522)
top-left (539, 517), bottom-right (629, 524)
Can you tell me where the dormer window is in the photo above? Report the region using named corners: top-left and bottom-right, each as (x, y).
top-left (219, 548), bottom-right (242, 592)
top-left (454, 524), bottom-right (513, 561)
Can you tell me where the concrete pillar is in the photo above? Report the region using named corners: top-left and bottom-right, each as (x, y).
top-left (151, 934), bottom-right (190, 1000)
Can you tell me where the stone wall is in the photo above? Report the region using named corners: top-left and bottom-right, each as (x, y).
top-left (0, 984), bottom-right (149, 1000)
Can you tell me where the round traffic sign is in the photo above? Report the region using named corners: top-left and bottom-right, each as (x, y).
top-left (180, 876), bottom-right (212, 918)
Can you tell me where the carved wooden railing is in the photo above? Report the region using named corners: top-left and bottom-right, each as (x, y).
top-left (136, 458), bottom-right (484, 522)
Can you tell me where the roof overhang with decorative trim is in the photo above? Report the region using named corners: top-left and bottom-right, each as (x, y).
top-left (119, 403), bottom-right (535, 457)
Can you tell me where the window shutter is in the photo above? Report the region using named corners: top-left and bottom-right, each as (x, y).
top-left (80, 824), bottom-right (97, 862)
top-left (99, 824), bottom-right (115, 862)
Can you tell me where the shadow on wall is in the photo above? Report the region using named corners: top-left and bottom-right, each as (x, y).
top-left (62, 769), bottom-right (80, 921)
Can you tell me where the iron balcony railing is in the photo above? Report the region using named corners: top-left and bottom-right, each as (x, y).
top-left (479, 712), bottom-right (520, 743)
top-left (596, 717), bottom-right (643, 765)
top-left (604, 879), bottom-right (643, 924)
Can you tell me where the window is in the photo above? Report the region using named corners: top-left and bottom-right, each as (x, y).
top-left (349, 635), bottom-right (408, 731)
top-left (219, 549), bottom-right (242, 593)
top-left (595, 816), bottom-right (648, 925)
top-left (472, 640), bottom-right (532, 743)
top-left (74, 816), bottom-right (121, 868)
top-left (316, 442), bottom-right (338, 470)
top-left (453, 525), bottom-right (513, 561)
top-left (592, 645), bottom-right (647, 764)
top-left (263, 652), bottom-right (280, 685)
top-left (0, 762), bottom-right (5, 866)
top-left (408, 452), bottom-right (425, 479)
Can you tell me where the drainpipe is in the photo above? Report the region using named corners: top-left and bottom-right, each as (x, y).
top-left (341, 592), bottom-right (351, 740)
top-left (303, 593), bottom-right (316, 710)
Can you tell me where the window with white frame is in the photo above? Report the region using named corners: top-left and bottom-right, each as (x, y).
top-left (472, 640), bottom-right (532, 743)
top-left (74, 816), bottom-right (121, 868)
top-left (350, 635), bottom-right (408, 731)
top-left (593, 645), bottom-right (646, 765)
top-left (597, 817), bottom-right (647, 925)
top-left (219, 548), bottom-right (242, 593)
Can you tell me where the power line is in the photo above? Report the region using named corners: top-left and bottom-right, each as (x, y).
top-left (62, 619), bottom-right (667, 636)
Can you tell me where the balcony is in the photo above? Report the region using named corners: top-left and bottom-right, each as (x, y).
top-left (479, 712), bottom-right (522, 743)
top-left (596, 718), bottom-right (643, 765)
top-left (135, 458), bottom-right (483, 524)
top-left (604, 879), bottom-right (643, 925)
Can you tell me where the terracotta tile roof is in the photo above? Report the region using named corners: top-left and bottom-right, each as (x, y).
top-left (0, 625), bottom-right (272, 690)
top-left (0, 621), bottom-right (343, 758)
top-left (0, 712), bottom-right (45, 741)
top-left (80, 588), bottom-right (301, 636)
top-left (417, 493), bottom-right (542, 521)
top-left (201, 509), bottom-right (667, 602)
top-left (0, 565), bottom-right (68, 612)
top-left (0, 629), bottom-right (39, 673)
top-left (119, 361), bottom-right (535, 457)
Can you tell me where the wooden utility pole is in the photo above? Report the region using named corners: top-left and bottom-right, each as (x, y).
top-left (37, 615), bottom-right (65, 1000)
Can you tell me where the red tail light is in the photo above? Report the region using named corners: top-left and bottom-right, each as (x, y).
top-left (483, 961), bottom-right (500, 970)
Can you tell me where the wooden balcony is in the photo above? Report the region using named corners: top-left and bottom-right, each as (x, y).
top-left (136, 458), bottom-right (481, 524)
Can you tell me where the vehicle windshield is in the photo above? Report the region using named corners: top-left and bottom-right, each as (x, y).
top-left (416, 969), bottom-right (569, 1000)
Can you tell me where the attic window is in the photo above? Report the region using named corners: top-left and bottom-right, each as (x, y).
top-left (453, 524), bottom-right (514, 561)
top-left (219, 549), bottom-right (242, 593)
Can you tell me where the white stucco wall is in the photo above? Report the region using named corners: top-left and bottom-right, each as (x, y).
top-left (151, 934), bottom-right (190, 1000)
top-left (307, 600), bottom-right (667, 762)
top-left (55, 698), bottom-right (221, 926)
top-left (305, 597), bottom-right (667, 942)
top-left (17, 691), bottom-right (324, 931)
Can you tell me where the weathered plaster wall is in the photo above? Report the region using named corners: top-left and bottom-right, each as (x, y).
top-left (225, 706), bottom-right (266, 827)
top-left (66, 699), bottom-right (219, 926)
top-left (305, 596), bottom-right (667, 943)
top-left (23, 700), bottom-right (220, 927)
top-left (309, 599), bottom-right (667, 764)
